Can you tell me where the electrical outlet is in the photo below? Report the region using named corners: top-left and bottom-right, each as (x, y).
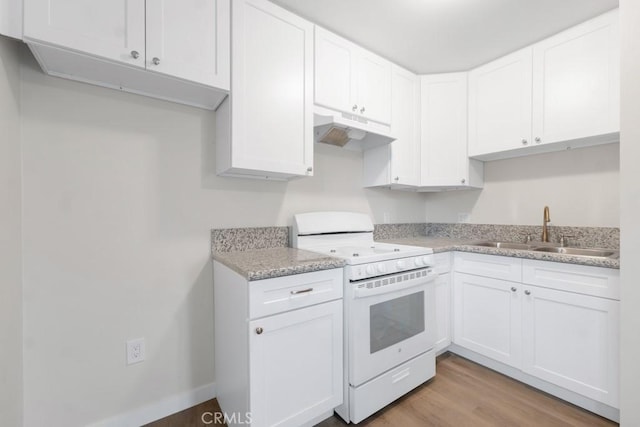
top-left (458, 212), bottom-right (471, 223)
top-left (383, 212), bottom-right (391, 224)
top-left (126, 338), bottom-right (146, 365)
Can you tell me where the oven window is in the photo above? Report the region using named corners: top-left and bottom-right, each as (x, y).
top-left (370, 291), bottom-right (425, 354)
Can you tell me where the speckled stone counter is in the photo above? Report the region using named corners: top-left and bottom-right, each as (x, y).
top-left (213, 247), bottom-right (345, 281)
top-left (380, 237), bottom-right (620, 269)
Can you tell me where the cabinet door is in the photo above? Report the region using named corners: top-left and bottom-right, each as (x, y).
top-left (468, 48), bottom-right (533, 157)
top-left (522, 285), bottom-right (619, 407)
top-left (146, 0), bottom-right (230, 89)
top-left (356, 51), bottom-right (392, 125)
top-left (314, 27), bottom-right (355, 115)
top-left (23, 0), bottom-right (145, 68)
top-left (435, 273), bottom-right (451, 353)
top-left (532, 9), bottom-right (619, 146)
top-left (453, 273), bottom-right (522, 368)
top-left (389, 65), bottom-right (420, 186)
top-left (229, 0), bottom-right (314, 177)
top-left (421, 73), bottom-right (469, 187)
top-left (249, 300), bottom-right (343, 427)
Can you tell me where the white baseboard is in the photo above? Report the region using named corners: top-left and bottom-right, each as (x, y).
top-left (88, 382), bottom-right (216, 427)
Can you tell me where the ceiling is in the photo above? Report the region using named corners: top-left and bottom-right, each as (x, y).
top-left (271, 0), bottom-right (619, 74)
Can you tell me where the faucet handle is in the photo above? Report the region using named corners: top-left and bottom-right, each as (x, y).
top-left (559, 234), bottom-right (575, 247)
top-left (523, 233), bottom-right (533, 243)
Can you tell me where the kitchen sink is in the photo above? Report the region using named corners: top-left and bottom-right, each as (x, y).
top-left (532, 247), bottom-right (618, 258)
top-left (471, 241), bottom-right (534, 250)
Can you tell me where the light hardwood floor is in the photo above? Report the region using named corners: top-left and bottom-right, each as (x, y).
top-left (145, 353), bottom-right (617, 427)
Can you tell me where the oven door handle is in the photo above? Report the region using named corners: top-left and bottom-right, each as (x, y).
top-left (353, 271), bottom-right (438, 298)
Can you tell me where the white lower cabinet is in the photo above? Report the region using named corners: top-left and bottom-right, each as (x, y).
top-left (452, 252), bottom-right (620, 414)
top-left (249, 300), bottom-right (343, 427)
top-left (433, 252), bottom-right (452, 353)
top-left (453, 272), bottom-right (521, 368)
top-left (214, 263), bottom-right (343, 427)
top-left (521, 284), bottom-right (619, 407)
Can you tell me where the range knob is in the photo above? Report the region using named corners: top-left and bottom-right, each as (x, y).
top-left (377, 263), bottom-right (387, 274)
top-left (422, 256), bottom-right (431, 265)
top-left (366, 265), bottom-right (376, 275)
top-left (414, 257), bottom-right (423, 267)
top-left (396, 260), bottom-right (406, 270)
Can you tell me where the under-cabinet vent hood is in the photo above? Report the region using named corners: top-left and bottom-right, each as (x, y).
top-left (314, 106), bottom-right (395, 151)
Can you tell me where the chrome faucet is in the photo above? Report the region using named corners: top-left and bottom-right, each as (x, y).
top-left (542, 206), bottom-right (551, 242)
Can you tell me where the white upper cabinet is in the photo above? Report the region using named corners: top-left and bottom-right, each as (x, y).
top-left (363, 65), bottom-right (420, 188)
top-left (24, 0), bottom-right (146, 67)
top-left (420, 73), bottom-right (483, 190)
top-left (216, 0), bottom-right (314, 180)
top-left (23, 0), bottom-right (230, 109)
top-left (468, 10), bottom-right (619, 161)
top-left (468, 48), bottom-right (533, 158)
top-left (0, 0), bottom-right (22, 39)
top-left (315, 27), bottom-right (392, 125)
top-left (146, 0), bottom-right (230, 89)
top-left (532, 9), bottom-right (619, 147)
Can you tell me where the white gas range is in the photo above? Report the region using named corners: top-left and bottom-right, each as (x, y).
top-left (292, 211), bottom-right (438, 424)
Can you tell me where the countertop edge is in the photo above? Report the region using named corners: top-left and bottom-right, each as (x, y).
top-left (382, 238), bottom-right (620, 270)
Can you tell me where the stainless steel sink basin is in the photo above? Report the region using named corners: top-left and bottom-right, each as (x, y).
top-left (471, 242), bottom-right (534, 250)
top-left (532, 247), bottom-right (617, 258)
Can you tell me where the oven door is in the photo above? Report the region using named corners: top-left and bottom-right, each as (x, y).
top-left (348, 268), bottom-right (437, 387)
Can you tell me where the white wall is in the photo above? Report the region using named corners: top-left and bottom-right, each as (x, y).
top-left (619, 1), bottom-right (640, 425)
top-left (18, 51), bottom-right (425, 425)
top-left (425, 143), bottom-right (619, 227)
top-left (0, 36), bottom-right (22, 427)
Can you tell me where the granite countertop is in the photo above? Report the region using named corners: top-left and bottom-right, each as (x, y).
top-left (213, 247), bottom-right (346, 281)
top-left (380, 237), bottom-right (620, 269)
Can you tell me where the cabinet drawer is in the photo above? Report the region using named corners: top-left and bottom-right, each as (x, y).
top-left (250, 268), bottom-right (343, 318)
top-left (454, 252), bottom-right (522, 282)
top-left (433, 252), bottom-right (452, 274)
top-left (522, 260), bottom-right (620, 300)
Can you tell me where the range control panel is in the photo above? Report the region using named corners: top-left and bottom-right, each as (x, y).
top-left (346, 254), bottom-right (435, 281)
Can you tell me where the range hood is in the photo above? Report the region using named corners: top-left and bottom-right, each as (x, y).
top-left (314, 105), bottom-right (396, 151)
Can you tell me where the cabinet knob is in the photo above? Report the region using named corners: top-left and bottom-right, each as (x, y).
top-left (255, 327), bottom-right (264, 335)
top-left (394, 176), bottom-right (400, 181)
top-left (461, 178), bottom-right (466, 184)
top-left (524, 290), bottom-right (531, 296)
top-left (352, 104), bottom-right (358, 112)
top-left (360, 107), bottom-right (366, 114)
top-left (152, 57), bottom-right (160, 66)
top-left (511, 287), bottom-right (517, 292)
top-left (130, 50), bottom-right (140, 59)
top-left (535, 137), bottom-right (542, 144)
top-left (306, 166), bottom-right (313, 173)
top-left (521, 139), bottom-right (528, 145)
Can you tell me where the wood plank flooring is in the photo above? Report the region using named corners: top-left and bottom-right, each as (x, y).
top-left (145, 353), bottom-right (617, 427)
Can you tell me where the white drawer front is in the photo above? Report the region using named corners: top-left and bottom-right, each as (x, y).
top-left (433, 252), bottom-right (452, 274)
top-left (250, 268), bottom-right (343, 318)
top-left (349, 350), bottom-right (435, 424)
top-left (454, 252), bottom-right (522, 282)
top-left (522, 260), bottom-right (620, 300)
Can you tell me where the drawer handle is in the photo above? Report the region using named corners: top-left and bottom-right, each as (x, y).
top-left (290, 288), bottom-right (314, 295)
top-left (392, 369), bottom-right (410, 384)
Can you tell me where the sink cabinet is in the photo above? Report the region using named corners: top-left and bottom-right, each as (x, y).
top-left (23, 0), bottom-right (230, 109)
top-left (214, 263), bottom-right (343, 427)
top-left (452, 252), bottom-right (620, 412)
